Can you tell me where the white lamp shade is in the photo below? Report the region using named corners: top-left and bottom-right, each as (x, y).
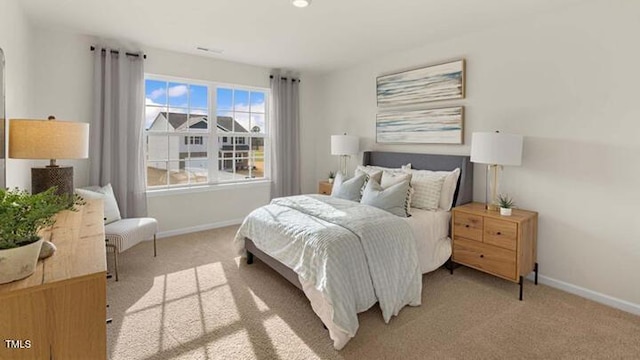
top-left (9, 119), bottom-right (90, 160)
top-left (470, 132), bottom-right (523, 166)
top-left (331, 135), bottom-right (359, 156)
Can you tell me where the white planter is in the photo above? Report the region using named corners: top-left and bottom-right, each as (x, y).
top-left (328, 178), bottom-right (334, 184)
top-left (0, 238), bottom-right (44, 284)
top-left (500, 207), bottom-right (512, 216)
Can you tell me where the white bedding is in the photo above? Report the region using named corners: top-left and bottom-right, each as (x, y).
top-left (404, 208), bottom-right (452, 274)
top-left (234, 195), bottom-right (421, 350)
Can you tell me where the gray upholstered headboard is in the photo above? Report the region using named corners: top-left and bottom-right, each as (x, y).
top-left (363, 151), bottom-right (473, 207)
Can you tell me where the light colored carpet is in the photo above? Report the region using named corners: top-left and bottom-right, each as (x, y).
top-left (107, 226), bottom-right (640, 360)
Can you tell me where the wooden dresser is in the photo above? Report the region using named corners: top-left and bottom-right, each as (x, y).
top-left (0, 199), bottom-right (107, 360)
top-left (451, 202), bottom-right (538, 300)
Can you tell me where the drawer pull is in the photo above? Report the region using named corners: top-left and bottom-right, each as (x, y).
top-left (497, 232), bottom-right (501, 235)
top-left (480, 254), bottom-right (484, 258)
top-left (465, 224), bottom-right (470, 228)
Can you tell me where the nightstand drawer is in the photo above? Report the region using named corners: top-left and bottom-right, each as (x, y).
top-left (484, 218), bottom-right (518, 251)
top-left (453, 212), bottom-right (483, 242)
top-left (453, 237), bottom-right (517, 281)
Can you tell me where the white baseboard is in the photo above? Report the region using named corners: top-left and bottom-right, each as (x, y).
top-left (156, 218), bottom-right (244, 239)
top-left (527, 273), bottom-right (640, 316)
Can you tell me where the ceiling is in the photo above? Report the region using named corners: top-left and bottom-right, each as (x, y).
top-left (20, 0), bottom-right (583, 73)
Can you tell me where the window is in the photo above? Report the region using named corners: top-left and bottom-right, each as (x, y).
top-left (144, 77), bottom-right (269, 189)
top-left (216, 87), bottom-right (266, 181)
top-left (184, 136), bottom-right (203, 145)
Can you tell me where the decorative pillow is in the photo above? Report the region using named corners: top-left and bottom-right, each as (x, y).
top-left (355, 167), bottom-right (383, 184)
top-left (406, 168), bottom-right (460, 210)
top-left (331, 172), bottom-right (366, 202)
top-left (75, 183), bottom-right (122, 224)
top-left (355, 167), bottom-right (382, 197)
top-left (360, 179), bottom-right (411, 217)
top-left (380, 171), bottom-right (413, 213)
top-left (408, 172), bottom-right (446, 210)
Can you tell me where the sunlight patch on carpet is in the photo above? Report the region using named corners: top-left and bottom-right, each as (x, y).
top-left (172, 329), bottom-right (254, 360)
top-left (164, 285), bottom-right (241, 341)
top-left (114, 306), bottom-right (179, 360)
top-left (263, 316), bottom-right (323, 360)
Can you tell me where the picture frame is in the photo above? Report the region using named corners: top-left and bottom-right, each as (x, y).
top-left (377, 59), bottom-right (465, 107)
top-left (376, 106), bottom-right (464, 144)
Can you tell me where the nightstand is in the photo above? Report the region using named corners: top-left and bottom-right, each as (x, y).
top-left (451, 202), bottom-right (538, 300)
top-left (318, 181), bottom-right (333, 195)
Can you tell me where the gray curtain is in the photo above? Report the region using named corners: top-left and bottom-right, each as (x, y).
top-left (270, 72), bottom-right (301, 198)
top-left (91, 47), bottom-right (147, 217)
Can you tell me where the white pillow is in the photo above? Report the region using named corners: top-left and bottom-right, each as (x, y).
top-left (75, 184), bottom-right (122, 224)
top-left (380, 171), bottom-right (413, 214)
top-left (361, 179), bottom-right (411, 217)
top-left (406, 168), bottom-right (460, 210)
top-left (407, 172), bottom-right (446, 210)
top-left (355, 167), bottom-right (383, 184)
top-left (331, 172), bottom-right (366, 202)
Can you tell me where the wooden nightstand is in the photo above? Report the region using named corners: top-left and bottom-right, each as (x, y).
top-left (318, 181), bottom-right (333, 195)
top-left (451, 202), bottom-right (538, 300)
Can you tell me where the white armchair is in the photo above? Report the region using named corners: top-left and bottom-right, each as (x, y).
top-left (76, 184), bottom-right (158, 281)
top-left (105, 217), bottom-right (158, 281)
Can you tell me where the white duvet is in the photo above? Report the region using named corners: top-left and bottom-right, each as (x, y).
top-left (234, 195), bottom-right (422, 349)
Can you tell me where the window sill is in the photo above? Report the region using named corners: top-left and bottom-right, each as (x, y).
top-left (146, 180), bottom-right (272, 198)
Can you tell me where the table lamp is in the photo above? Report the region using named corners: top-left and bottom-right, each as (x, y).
top-left (9, 117), bottom-right (89, 196)
top-left (470, 131), bottom-right (523, 210)
top-left (331, 134), bottom-right (359, 177)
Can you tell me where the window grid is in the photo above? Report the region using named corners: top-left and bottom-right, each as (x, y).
top-left (144, 76), bottom-right (269, 189)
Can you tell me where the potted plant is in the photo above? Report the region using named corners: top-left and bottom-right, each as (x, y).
top-left (328, 171), bottom-right (336, 184)
top-left (498, 194), bottom-right (514, 216)
top-left (0, 187), bottom-right (81, 284)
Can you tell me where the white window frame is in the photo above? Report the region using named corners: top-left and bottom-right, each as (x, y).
top-left (144, 73), bottom-right (270, 191)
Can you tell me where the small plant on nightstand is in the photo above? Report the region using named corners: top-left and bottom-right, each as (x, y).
top-left (328, 171), bottom-right (335, 184)
top-left (498, 194), bottom-right (514, 216)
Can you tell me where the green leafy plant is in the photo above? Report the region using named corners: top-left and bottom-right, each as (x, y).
top-left (497, 194), bottom-right (514, 209)
top-left (0, 188), bottom-right (84, 249)
top-left (328, 171), bottom-right (336, 179)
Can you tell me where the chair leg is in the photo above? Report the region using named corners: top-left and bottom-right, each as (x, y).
top-left (105, 243), bottom-right (119, 282)
top-left (153, 234), bottom-right (157, 257)
top-left (114, 248), bottom-right (119, 282)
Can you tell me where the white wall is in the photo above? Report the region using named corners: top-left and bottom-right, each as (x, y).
top-left (30, 27), bottom-right (95, 190)
top-left (0, 0), bottom-right (34, 189)
top-left (23, 26), bottom-right (296, 234)
top-left (311, 0), bottom-right (640, 308)
top-left (143, 47), bottom-right (274, 234)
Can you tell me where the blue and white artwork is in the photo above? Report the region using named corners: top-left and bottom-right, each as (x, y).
top-left (377, 60), bottom-right (465, 107)
top-left (376, 107), bottom-right (464, 144)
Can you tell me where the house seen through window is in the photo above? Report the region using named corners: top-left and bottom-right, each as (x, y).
top-left (144, 77), bottom-right (268, 189)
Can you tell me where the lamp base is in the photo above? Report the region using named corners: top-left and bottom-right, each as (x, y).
top-left (31, 166), bottom-right (74, 196)
top-left (486, 203), bottom-right (499, 211)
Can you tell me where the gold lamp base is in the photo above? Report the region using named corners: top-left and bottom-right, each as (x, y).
top-left (486, 203), bottom-right (499, 211)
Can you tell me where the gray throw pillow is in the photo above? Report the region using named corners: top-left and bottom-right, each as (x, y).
top-left (361, 179), bottom-right (411, 217)
top-left (331, 172), bottom-right (367, 201)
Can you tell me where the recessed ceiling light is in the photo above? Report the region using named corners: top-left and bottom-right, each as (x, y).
top-left (291, 0), bottom-right (311, 8)
top-left (196, 47), bottom-right (224, 54)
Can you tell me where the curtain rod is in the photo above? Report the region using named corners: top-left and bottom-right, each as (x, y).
top-left (90, 46), bottom-right (147, 59)
top-left (270, 75), bottom-right (300, 82)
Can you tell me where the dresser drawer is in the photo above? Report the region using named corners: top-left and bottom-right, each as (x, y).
top-left (484, 218), bottom-right (518, 251)
top-left (453, 237), bottom-right (517, 281)
top-left (453, 212), bottom-right (483, 242)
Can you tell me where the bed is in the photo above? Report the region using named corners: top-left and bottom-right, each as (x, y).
top-left (234, 151), bottom-right (473, 349)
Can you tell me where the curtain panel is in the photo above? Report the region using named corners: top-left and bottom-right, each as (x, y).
top-left (270, 73), bottom-right (301, 198)
top-left (91, 47), bottom-right (147, 217)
